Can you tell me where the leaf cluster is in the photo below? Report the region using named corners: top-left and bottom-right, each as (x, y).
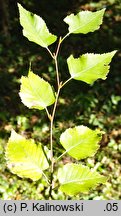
top-left (5, 3), bottom-right (117, 198)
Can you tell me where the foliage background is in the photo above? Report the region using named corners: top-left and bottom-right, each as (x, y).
top-left (0, 0), bottom-right (121, 199)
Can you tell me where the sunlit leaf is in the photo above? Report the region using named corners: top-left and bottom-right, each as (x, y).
top-left (60, 125), bottom-right (103, 160)
top-left (58, 163), bottom-right (107, 195)
top-left (67, 51), bottom-right (117, 84)
top-left (5, 130), bottom-right (49, 181)
top-left (18, 3), bottom-right (57, 47)
top-left (64, 9), bottom-right (105, 35)
top-left (19, 70), bottom-right (55, 110)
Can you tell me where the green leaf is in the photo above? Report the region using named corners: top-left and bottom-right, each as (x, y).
top-left (58, 163), bottom-right (107, 195)
top-left (60, 125), bottom-right (103, 160)
top-left (19, 70), bottom-right (55, 110)
top-left (64, 9), bottom-right (105, 34)
top-left (5, 130), bottom-right (49, 181)
top-left (18, 3), bottom-right (57, 48)
top-left (67, 51), bottom-right (117, 84)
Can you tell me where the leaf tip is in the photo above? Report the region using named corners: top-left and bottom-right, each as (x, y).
top-left (17, 2), bottom-right (20, 7)
top-left (101, 7), bottom-right (106, 12)
top-left (112, 50), bottom-right (118, 56)
top-left (17, 3), bottom-right (23, 12)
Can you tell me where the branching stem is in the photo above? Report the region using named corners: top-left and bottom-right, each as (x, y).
top-left (48, 38), bottom-right (62, 199)
top-left (47, 37), bottom-right (71, 199)
top-left (49, 86), bottom-right (61, 199)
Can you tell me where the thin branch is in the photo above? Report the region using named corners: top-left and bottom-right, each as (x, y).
top-left (46, 47), bottom-right (54, 59)
top-left (53, 37), bottom-right (62, 88)
top-left (52, 85), bottom-right (61, 120)
top-left (45, 39), bottom-right (72, 198)
top-left (61, 32), bottom-right (70, 43)
top-left (54, 54), bottom-right (60, 88)
top-left (55, 37), bottom-right (62, 58)
top-left (49, 118), bottom-right (54, 198)
top-left (56, 149), bottom-right (68, 161)
top-left (50, 86), bottom-right (61, 166)
top-left (41, 170), bottom-right (50, 185)
top-left (49, 88), bottom-right (61, 198)
top-left (50, 118), bottom-right (54, 169)
top-left (45, 107), bottom-right (51, 120)
top-left (47, 37), bottom-right (63, 199)
top-left (61, 77), bottom-right (72, 88)
top-left (92, 162), bottom-right (101, 172)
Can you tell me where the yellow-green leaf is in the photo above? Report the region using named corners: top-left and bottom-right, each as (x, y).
top-left (18, 3), bottom-right (57, 47)
top-left (5, 130), bottom-right (49, 181)
top-left (60, 125), bottom-right (103, 160)
top-left (19, 70), bottom-right (55, 110)
top-left (58, 163), bottom-right (107, 195)
top-left (64, 9), bottom-right (105, 34)
top-left (67, 51), bottom-right (117, 84)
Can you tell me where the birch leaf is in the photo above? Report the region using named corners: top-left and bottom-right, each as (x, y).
top-left (58, 163), bottom-right (107, 195)
top-left (18, 3), bottom-right (57, 47)
top-left (19, 70), bottom-right (55, 110)
top-left (64, 9), bottom-right (105, 34)
top-left (67, 51), bottom-right (117, 84)
top-left (60, 125), bottom-right (103, 160)
top-left (5, 130), bottom-right (49, 181)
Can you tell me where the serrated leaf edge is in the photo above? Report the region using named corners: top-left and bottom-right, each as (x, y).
top-left (68, 51), bottom-right (117, 81)
top-left (64, 8), bottom-right (105, 34)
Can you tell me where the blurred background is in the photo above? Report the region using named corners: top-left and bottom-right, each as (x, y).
top-left (0, 0), bottom-right (121, 199)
